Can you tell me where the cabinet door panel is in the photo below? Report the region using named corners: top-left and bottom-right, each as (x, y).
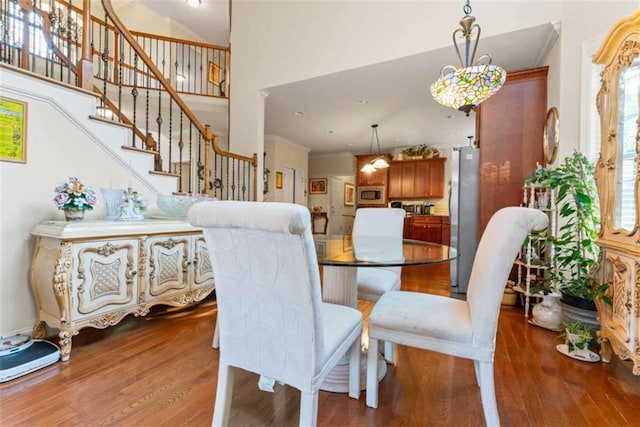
top-left (192, 235), bottom-right (214, 288)
top-left (73, 239), bottom-right (138, 317)
top-left (147, 236), bottom-right (190, 298)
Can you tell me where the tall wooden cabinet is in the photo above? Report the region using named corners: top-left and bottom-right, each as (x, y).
top-left (591, 10), bottom-right (639, 375)
top-left (475, 67), bottom-right (548, 237)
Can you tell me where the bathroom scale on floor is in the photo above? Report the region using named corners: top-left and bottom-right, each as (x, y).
top-left (0, 336), bottom-right (60, 383)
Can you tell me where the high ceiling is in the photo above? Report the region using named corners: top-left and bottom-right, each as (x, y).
top-left (133, 1), bottom-right (559, 157)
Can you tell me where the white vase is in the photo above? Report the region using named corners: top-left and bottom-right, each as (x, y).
top-left (532, 294), bottom-right (562, 331)
top-left (101, 188), bottom-right (125, 221)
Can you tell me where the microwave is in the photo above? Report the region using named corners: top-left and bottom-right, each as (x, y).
top-left (357, 186), bottom-right (386, 205)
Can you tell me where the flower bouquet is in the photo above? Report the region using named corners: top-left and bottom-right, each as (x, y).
top-left (53, 177), bottom-right (97, 220)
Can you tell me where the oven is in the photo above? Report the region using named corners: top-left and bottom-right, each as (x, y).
top-left (357, 186), bottom-right (386, 206)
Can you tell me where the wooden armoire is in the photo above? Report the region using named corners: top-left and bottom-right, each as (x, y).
top-left (475, 67), bottom-right (549, 237)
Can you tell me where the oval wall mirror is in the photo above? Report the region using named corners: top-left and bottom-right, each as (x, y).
top-left (543, 107), bottom-right (559, 166)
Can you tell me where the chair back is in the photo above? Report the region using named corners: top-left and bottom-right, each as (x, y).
top-left (353, 208), bottom-right (406, 274)
top-left (466, 207), bottom-right (548, 348)
top-left (188, 201), bottom-right (324, 389)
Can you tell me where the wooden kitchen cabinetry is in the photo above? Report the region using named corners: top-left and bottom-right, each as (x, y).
top-left (30, 220), bottom-right (214, 361)
top-left (388, 158), bottom-right (445, 199)
top-left (403, 215), bottom-right (450, 245)
top-left (356, 154), bottom-right (391, 187)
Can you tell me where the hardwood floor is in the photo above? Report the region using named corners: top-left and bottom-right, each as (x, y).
top-left (2, 264), bottom-right (639, 426)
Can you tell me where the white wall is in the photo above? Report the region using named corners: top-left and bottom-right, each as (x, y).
top-left (229, 1), bottom-right (563, 170)
top-left (263, 135), bottom-right (309, 204)
top-left (0, 69), bottom-right (159, 335)
top-left (554, 1), bottom-right (637, 161)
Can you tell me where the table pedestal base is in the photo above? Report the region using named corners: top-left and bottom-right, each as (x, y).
top-left (320, 349), bottom-right (387, 392)
top-left (320, 265), bottom-right (387, 392)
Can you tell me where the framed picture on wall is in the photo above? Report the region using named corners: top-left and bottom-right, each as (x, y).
top-left (208, 62), bottom-right (221, 86)
top-left (309, 178), bottom-right (327, 194)
top-left (275, 171), bottom-right (283, 189)
top-left (0, 96), bottom-right (27, 163)
top-left (343, 183), bottom-right (354, 206)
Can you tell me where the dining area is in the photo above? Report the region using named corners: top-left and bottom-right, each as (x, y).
top-left (187, 201), bottom-right (549, 426)
top-left (3, 201), bottom-right (639, 426)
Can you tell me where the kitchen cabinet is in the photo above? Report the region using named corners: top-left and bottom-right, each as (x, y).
top-left (30, 220), bottom-right (215, 361)
top-left (403, 215), bottom-right (450, 245)
top-left (356, 154), bottom-right (391, 187)
top-left (388, 158), bottom-right (445, 199)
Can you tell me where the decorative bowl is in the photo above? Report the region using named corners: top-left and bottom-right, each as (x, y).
top-left (156, 195), bottom-right (198, 218)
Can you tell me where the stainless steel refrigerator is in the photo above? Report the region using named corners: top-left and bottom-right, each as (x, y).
top-left (449, 146), bottom-right (479, 294)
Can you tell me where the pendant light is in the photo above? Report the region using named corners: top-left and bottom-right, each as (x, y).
top-left (429, 0), bottom-right (506, 116)
top-left (360, 124), bottom-right (389, 173)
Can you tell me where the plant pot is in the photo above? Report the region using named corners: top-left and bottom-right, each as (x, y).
top-left (565, 329), bottom-right (594, 359)
top-left (532, 294), bottom-right (561, 331)
top-left (64, 209), bottom-right (85, 221)
top-left (501, 288), bottom-right (518, 306)
top-left (559, 290), bottom-right (599, 342)
top-left (560, 290), bottom-right (597, 311)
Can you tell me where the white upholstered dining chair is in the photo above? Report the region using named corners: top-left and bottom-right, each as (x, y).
top-left (365, 207), bottom-right (549, 426)
top-left (352, 207), bottom-right (406, 363)
top-left (188, 201), bottom-right (362, 427)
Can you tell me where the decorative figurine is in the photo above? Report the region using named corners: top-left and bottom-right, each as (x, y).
top-left (118, 186), bottom-right (148, 221)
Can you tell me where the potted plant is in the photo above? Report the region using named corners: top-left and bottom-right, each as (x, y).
top-left (557, 321), bottom-right (599, 361)
top-left (525, 152), bottom-right (609, 324)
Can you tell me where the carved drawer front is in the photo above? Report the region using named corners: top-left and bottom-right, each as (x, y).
top-left (192, 235), bottom-right (214, 289)
top-left (603, 252), bottom-right (637, 352)
top-left (146, 236), bottom-right (190, 298)
top-left (72, 239), bottom-right (139, 319)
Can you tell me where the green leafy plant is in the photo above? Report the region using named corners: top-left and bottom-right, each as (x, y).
top-left (525, 151), bottom-right (610, 303)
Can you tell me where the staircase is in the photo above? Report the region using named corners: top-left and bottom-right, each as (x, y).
top-left (0, 0), bottom-right (256, 201)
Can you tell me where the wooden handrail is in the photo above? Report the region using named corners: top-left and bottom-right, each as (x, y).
top-left (51, 0), bottom-right (229, 53)
top-left (100, 0), bottom-right (255, 166)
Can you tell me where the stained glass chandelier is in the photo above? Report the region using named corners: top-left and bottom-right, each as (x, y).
top-left (430, 0), bottom-right (506, 116)
top-left (360, 124), bottom-right (389, 173)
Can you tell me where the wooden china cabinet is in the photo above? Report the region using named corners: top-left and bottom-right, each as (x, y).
top-left (591, 9), bottom-right (640, 375)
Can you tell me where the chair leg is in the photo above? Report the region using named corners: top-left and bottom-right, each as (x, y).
top-left (299, 390), bottom-right (318, 427)
top-left (477, 361), bottom-right (500, 427)
top-left (212, 321), bottom-right (219, 349)
top-left (473, 360), bottom-right (480, 387)
top-left (212, 362), bottom-right (234, 427)
top-left (348, 338), bottom-right (361, 399)
top-left (383, 340), bottom-right (394, 364)
top-left (365, 338), bottom-right (379, 408)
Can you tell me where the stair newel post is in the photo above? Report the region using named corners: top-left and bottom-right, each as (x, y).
top-left (18, 0), bottom-right (30, 70)
top-left (76, 0), bottom-right (93, 90)
top-left (252, 152), bottom-right (258, 201)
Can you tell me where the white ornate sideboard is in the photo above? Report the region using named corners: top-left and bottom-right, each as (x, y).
top-left (30, 220), bottom-right (214, 361)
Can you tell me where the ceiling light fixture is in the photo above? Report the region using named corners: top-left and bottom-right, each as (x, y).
top-left (360, 124), bottom-right (390, 173)
top-left (429, 0), bottom-right (506, 116)
top-left (186, 0), bottom-right (201, 7)
top-left (176, 74), bottom-right (186, 83)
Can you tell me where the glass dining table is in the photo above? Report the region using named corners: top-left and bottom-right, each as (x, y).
top-left (313, 234), bottom-right (458, 393)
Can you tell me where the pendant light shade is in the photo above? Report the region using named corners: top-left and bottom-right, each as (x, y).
top-left (430, 0), bottom-right (506, 116)
top-left (360, 124), bottom-right (389, 173)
